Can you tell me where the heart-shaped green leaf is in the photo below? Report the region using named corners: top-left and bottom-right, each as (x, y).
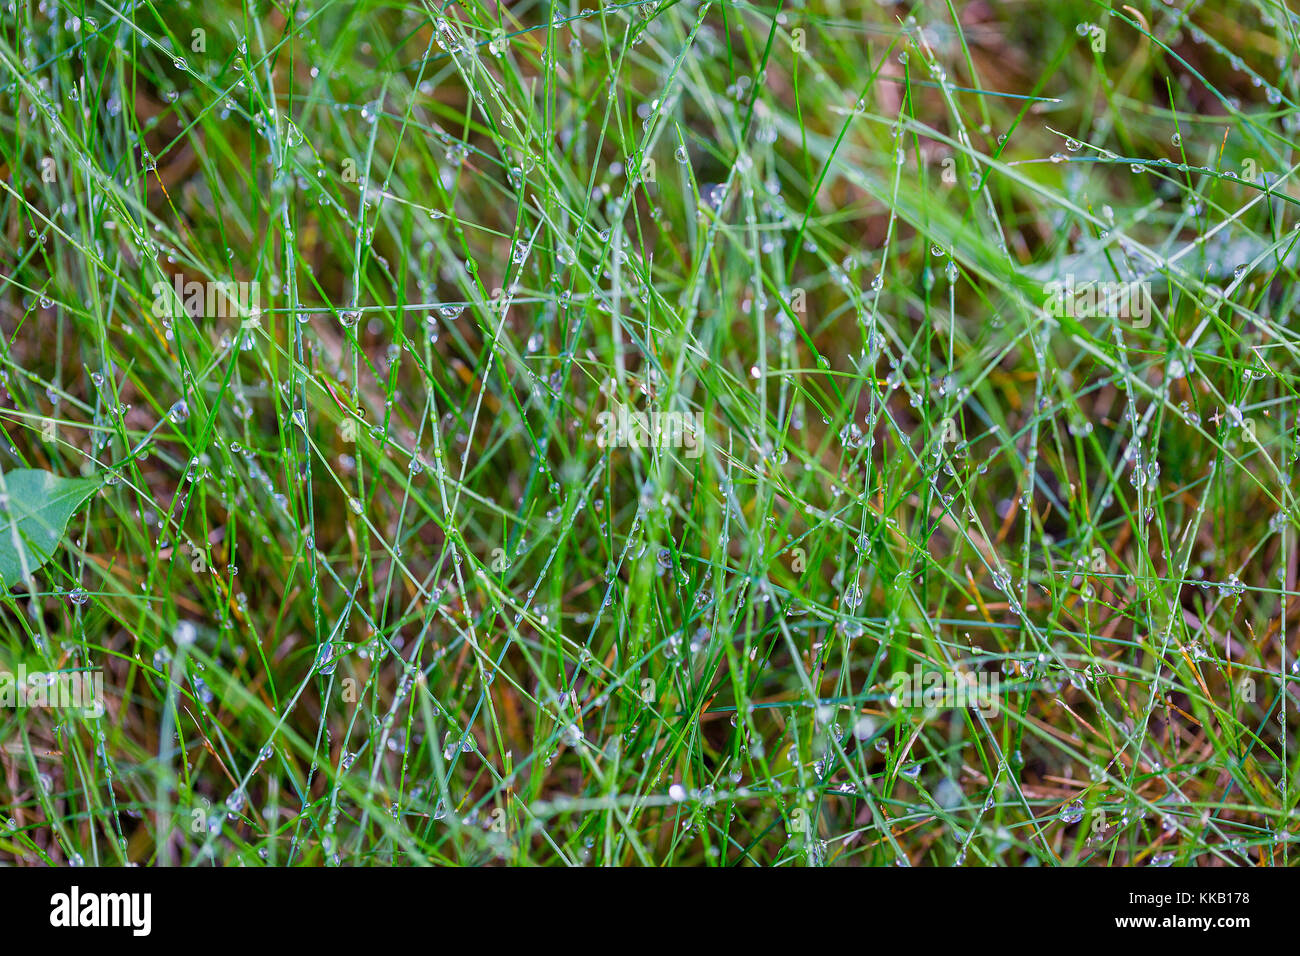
top-left (0, 469), bottom-right (101, 587)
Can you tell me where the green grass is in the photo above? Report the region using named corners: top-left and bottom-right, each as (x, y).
top-left (0, 0), bottom-right (1298, 866)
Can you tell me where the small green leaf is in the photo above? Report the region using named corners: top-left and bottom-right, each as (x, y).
top-left (0, 469), bottom-right (102, 587)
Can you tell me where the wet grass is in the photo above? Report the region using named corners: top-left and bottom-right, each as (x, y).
top-left (0, 0), bottom-right (1298, 865)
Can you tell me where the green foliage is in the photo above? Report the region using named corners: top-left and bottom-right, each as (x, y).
top-left (0, 470), bottom-right (100, 586)
top-left (0, 0), bottom-right (1297, 868)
